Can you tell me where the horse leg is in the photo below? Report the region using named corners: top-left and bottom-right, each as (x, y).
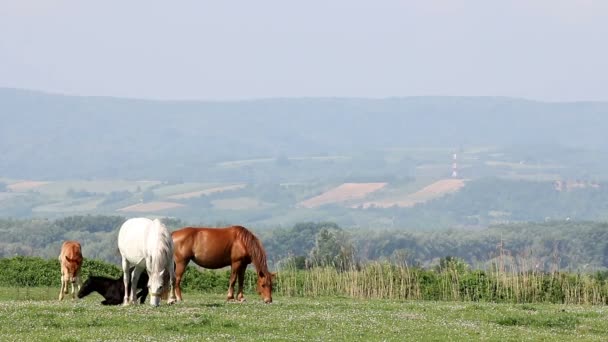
top-left (236, 265), bottom-right (247, 302)
top-left (59, 270), bottom-right (66, 300)
top-left (174, 259), bottom-right (189, 302)
top-left (167, 259), bottom-right (177, 304)
top-left (75, 271), bottom-right (83, 297)
top-left (226, 264), bottom-right (239, 301)
top-left (130, 268), bottom-right (143, 305)
top-left (72, 270), bottom-right (82, 299)
top-left (121, 258), bottom-right (131, 305)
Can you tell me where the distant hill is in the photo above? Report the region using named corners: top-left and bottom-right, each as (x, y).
top-left (2, 88), bottom-right (608, 181)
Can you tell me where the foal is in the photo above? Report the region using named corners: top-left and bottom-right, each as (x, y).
top-left (78, 272), bottom-right (149, 305)
top-left (59, 241), bottom-right (83, 300)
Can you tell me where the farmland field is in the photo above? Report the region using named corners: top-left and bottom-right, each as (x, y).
top-left (211, 197), bottom-right (269, 210)
top-left (32, 198), bottom-right (104, 213)
top-left (117, 201), bottom-right (185, 213)
top-left (361, 178), bottom-right (466, 208)
top-left (151, 183), bottom-right (223, 198)
top-left (35, 180), bottom-right (161, 195)
top-left (167, 184), bottom-right (246, 200)
top-left (1, 288), bottom-right (607, 341)
top-left (298, 183), bottom-right (387, 208)
top-left (7, 181), bottom-right (50, 192)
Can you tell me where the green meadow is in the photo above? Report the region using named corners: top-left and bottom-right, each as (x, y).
top-left (1, 288), bottom-right (607, 341)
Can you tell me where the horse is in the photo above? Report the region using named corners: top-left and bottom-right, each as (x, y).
top-left (77, 271), bottom-right (149, 305)
top-left (58, 240), bottom-right (83, 300)
top-left (172, 225), bottom-right (275, 303)
top-left (117, 217), bottom-right (176, 306)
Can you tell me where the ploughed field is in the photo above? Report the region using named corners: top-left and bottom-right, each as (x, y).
top-left (0, 288), bottom-right (607, 341)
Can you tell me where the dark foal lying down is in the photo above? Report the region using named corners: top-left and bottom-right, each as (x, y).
top-left (77, 272), bottom-right (149, 305)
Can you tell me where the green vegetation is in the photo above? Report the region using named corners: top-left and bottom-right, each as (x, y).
top-left (276, 263), bottom-right (608, 305)
top-left (1, 290), bottom-right (607, 341)
top-left (2, 255), bottom-right (608, 340)
top-left (265, 221), bottom-right (608, 272)
top-left (2, 217), bottom-right (608, 272)
top-left (0, 257), bottom-right (257, 294)
top-left (4, 256), bottom-right (608, 305)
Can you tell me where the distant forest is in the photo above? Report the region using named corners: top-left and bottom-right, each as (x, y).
top-left (2, 88), bottom-right (608, 181)
top-left (1, 216), bottom-right (607, 272)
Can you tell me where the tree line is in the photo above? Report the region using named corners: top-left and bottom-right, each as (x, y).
top-left (1, 215), bottom-right (607, 272)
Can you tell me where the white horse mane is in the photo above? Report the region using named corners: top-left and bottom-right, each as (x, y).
top-left (147, 219), bottom-right (173, 271)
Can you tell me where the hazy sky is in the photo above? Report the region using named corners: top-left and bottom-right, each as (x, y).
top-left (1, 1), bottom-right (607, 101)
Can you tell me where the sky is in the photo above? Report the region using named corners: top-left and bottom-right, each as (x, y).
top-left (0, 0), bottom-right (607, 102)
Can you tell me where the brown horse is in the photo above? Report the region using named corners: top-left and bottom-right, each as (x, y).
top-left (58, 240), bottom-right (83, 300)
top-left (172, 226), bottom-right (274, 303)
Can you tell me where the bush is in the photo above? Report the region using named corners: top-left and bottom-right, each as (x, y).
top-left (0, 257), bottom-right (259, 294)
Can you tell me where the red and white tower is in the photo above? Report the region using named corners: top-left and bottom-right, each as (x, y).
top-left (452, 153), bottom-right (458, 178)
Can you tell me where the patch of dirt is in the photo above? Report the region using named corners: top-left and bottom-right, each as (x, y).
top-left (359, 179), bottom-right (465, 208)
top-left (7, 181), bottom-right (50, 192)
top-left (299, 183), bottom-right (387, 208)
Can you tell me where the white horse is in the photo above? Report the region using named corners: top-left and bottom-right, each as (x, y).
top-left (118, 217), bottom-right (176, 306)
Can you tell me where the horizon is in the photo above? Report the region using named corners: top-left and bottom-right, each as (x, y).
top-left (3, 86), bottom-right (607, 105)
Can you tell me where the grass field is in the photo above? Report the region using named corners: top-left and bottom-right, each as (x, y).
top-left (32, 198), bottom-right (104, 213)
top-left (35, 180), bottom-right (161, 195)
top-left (1, 287), bottom-right (607, 341)
top-left (117, 201), bottom-right (185, 213)
top-left (216, 156), bottom-right (350, 168)
top-left (152, 183), bottom-right (222, 198)
top-left (167, 184), bottom-right (246, 200)
top-left (211, 197), bottom-right (269, 210)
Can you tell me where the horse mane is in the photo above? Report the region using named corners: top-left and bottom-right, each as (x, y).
top-left (147, 219), bottom-right (173, 272)
top-left (235, 226), bottom-right (270, 276)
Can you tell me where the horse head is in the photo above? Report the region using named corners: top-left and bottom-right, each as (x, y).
top-left (77, 277), bottom-right (94, 298)
top-left (257, 271), bottom-right (276, 304)
top-left (148, 269), bottom-right (165, 307)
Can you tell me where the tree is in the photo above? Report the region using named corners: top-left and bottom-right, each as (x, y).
top-left (309, 227), bottom-right (356, 271)
top-left (436, 256), bottom-right (469, 274)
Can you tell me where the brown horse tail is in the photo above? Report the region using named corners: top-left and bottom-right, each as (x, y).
top-left (235, 226), bottom-right (270, 275)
